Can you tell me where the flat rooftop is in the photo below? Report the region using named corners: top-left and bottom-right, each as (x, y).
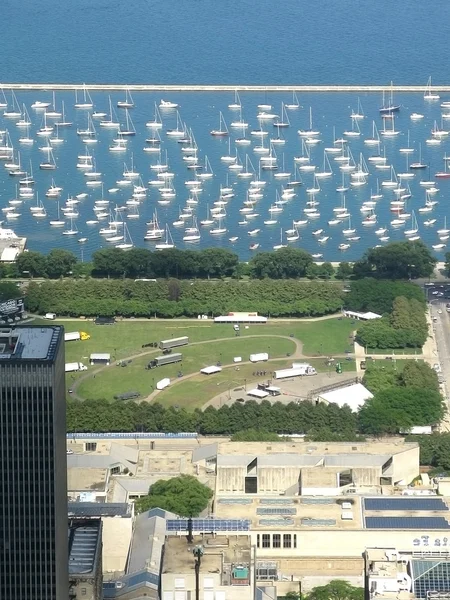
top-left (69, 518), bottom-right (101, 576)
top-left (0, 325), bottom-right (62, 361)
top-left (163, 534), bottom-right (251, 575)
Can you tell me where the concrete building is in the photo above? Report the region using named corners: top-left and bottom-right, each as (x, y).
top-left (69, 518), bottom-right (103, 600)
top-left (161, 533), bottom-right (254, 600)
top-left (0, 326), bottom-right (68, 600)
top-left (69, 503), bottom-right (134, 574)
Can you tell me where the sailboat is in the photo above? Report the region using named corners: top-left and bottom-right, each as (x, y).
top-left (285, 91), bottom-right (300, 110)
top-left (39, 148), bottom-right (56, 170)
top-left (210, 112), bottom-right (229, 137)
top-left (210, 215), bottom-right (227, 235)
top-left (273, 103), bottom-right (290, 128)
top-left (46, 92), bottom-right (62, 118)
top-left (119, 109), bottom-right (136, 136)
top-left (117, 88), bottom-right (134, 109)
top-left (438, 217), bottom-right (450, 236)
top-left (62, 216), bottom-right (78, 236)
top-left (273, 228), bottom-right (287, 250)
top-left (197, 155), bottom-right (214, 179)
top-left (410, 144), bottom-right (427, 169)
top-left (146, 102), bottom-right (163, 129)
top-left (115, 223), bottom-right (133, 249)
top-left (228, 90), bottom-right (242, 110)
top-left (74, 84), bottom-right (94, 109)
top-left (315, 152), bottom-right (333, 179)
top-left (351, 97), bottom-right (365, 120)
top-left (286, 222), bottom-right (299, 241)
top-left (49, 201), bottom-right (66, 226)
top-left (404, 211), bottom-right (419, 237)
top-left (182, 217), bottom-right (201, 242)
top-left (342, 216), bottom-right (356, 236)
top-left (99, 97), bottom-right (120, 128)
top-left (424, 76), bottom-right (440, 101)
top-left (56, 101), bottom-right (73, 127)
top-left (3, 90), bottom-right (22, 118)
top-left (155, 225), bottom-right (175, 250)
top-left (298, 107), bottom-right (320, 137)
top-left (364, 121), bottom-right (381, 147)
top-left (379, 83), bottom-right (400, 114)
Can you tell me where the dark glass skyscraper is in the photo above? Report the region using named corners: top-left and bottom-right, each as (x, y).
top-left (0, 325), bottom-right (68, 600)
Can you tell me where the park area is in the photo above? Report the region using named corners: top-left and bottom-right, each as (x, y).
top-left (46, 316), bottom-right (358, 409)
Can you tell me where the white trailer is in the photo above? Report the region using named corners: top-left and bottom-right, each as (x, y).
top-left (65, 362), bottom-right (88, 373)
top-left (274, 364), bottom-right (317, 380)
top-left (249, 353), bottom-right (269, 363)
top-left (64, 331), bottom-right (81, 342)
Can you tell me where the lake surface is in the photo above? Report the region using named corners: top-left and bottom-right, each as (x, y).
top-left (3, 0), bottom-right (450, 85)
top-left (2, 0), bottom-right (450, 261)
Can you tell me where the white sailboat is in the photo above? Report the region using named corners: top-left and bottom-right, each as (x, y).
top-left (424, 76), bottom-right (440, 101)
top-left (210, 111), bottom-right (229, 137)
top-left (117, 88), bottom-right (134, 109)
top-left (285, 91), bottom-right (300, 110)
top-left (155, 225), bottom-right (175, 250)
top-left (228, 90), bottom-right (242, 110)
top-left (49, 201), bottom-right (66, 226)
top-left (115, 223), bottom-right (134, 249)
top-left (62, 216), bottom-right (78, 236)
top-left (74, 84), bottom-right (94, 109)
top-left (273, 228), bottom-right (287, 250)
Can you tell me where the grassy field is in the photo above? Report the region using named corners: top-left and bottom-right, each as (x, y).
top-left (155, 356), bottom-right (357, 409)
top-left (33, 316), bottom-right (357, 403)
top-left (75, 337), bottom-right (297, 401)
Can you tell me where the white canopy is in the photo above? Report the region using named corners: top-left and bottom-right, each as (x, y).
top-left (200, 365), bottom-right (222, 375)
top-left (247, 388), bottom-right (269, 399)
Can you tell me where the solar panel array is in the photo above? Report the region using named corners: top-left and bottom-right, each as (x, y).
top-left (257, 507), bottom-right (296, 516)
top-left (260, 498), bottom-right (294, 505)
top-left (258, 518), bottom-right (295, 526)
top-left (301, 518), bottom-right (337, 527)
top-left (166, 518), bottom-right (251, 532)
top-left (365, 498), bottom-right (448, 512)
top-left (302, 498), bottom-right (335, 505)
top-left (365, 517), bottom-right (450, 530)
top-left (218, 498), bottom-right (253, 505)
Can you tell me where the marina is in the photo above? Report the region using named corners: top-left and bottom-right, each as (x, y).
top-left (2, 86), bottom-right (450, 262)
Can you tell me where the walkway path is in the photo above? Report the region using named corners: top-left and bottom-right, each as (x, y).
top-left (3, 83), bottom-right (449, 93)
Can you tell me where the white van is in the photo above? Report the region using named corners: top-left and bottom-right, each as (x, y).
top-left (44, 313), bottom-right (56, 320)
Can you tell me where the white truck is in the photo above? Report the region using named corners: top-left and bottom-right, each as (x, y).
top-left (274, 363), bottom-right (317, 380)
top-left (249, 352), bottom-right (269, 363)
top-left (65, 362), bottom-right (88, 373)
top-left (44, 313), bottom-right (56, 320)
top-left (64, 331), bottom-right (81, 342)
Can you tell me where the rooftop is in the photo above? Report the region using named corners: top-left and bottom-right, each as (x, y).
top-left (0, 325), bottom-right (62, 361)
top-left (68, 467), bottom-right (109, 492)
top-left (68, 502), bottom-right (133, 518)
top-left (68, 518), bottom-right (102, 576)
top-left (318, 383), bottom-right (374, 412)
top-left (163, 534), bottom-right (251, 576)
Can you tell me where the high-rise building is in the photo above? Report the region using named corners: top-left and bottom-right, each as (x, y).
top-left (0, 325), bottom-right (68, 600)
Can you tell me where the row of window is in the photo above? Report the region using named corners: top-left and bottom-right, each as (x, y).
top-left (257, 533), bottom-right (297, 549)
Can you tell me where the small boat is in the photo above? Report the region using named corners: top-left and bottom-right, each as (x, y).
top-left (424, 76), bottom-right (440, 101)
top-left (229, 236), bottom-right (238, 243)
top-left (78, 237), bottom-right (88, 243)
top-left (312, 253), bottom-right (323, 259)
top-left (159, 99), bottom-right (178, 109)
top-left (432, 243), bottom-right (446, 250)
top-left (249, 243), bottom-right (260, 250)
top-left (210, 111), bottom-right (229, 137)
top-left (410, 112), bottom-right (424, 121)
top-left (74, 84), bottom-right (94, 109)
top-left (228, 89), bottom-right (241, 110)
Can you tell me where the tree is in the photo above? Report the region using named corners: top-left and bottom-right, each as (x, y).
top-left (46, 249), bottom-right (77, 278)
top-left (336, 262), bottom-right (353, 281)
top-left (134, 475), bottom-right (213, 516)
top-left (307, 580), bottom-right (364, 600)
top-left (345, 279), bottom-right (425, 315)
top-left (16, 251), bottom-right (48, 278)
top-left (360, 240), bottom-right (436, 280)
top-left (400, 361), bottom-right (439, 392)
top-left (359, 387), bottom-right (445, 435)
top-left (0, 282), bottom-right (22, 302)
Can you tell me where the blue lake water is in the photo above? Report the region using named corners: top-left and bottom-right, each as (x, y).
top-left (2, 0), bottom-right (450, 261)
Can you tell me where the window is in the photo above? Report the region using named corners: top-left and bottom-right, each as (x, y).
top-left (85, 442), bottom-right (97, 452)
top-left (272, 534), bottom-right (281, 548)
top-left (81, 589), bottom-right (87, 596)
top-left (262, 534), bottom-right (270, 548)
top-left (257, 534), bottom-right (260, 548)
top-left (293, 534), bottom-right (297, 548)
top-left (283, 534), bottom-right (291, 548)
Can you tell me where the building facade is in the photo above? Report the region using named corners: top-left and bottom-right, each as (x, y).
top-left (0, 326), bottom-right (68, 599)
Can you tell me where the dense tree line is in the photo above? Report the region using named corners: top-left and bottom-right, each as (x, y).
top-left (360, 361), bottom-right (444, 435)
top-left (344, 278), bottom-right (426, 315)
top-left (408, 433), bottom-right (450, 471)
top-left (66, 398), bottom-right (359, 436)
top-left (353, 240), bottom-right (436, 280)
top-left (25, 278), bottom-right (344, 318)
top-left (356, 296), bottom-right (428, 349)
top-left (2, 239), bottom-right (437, 282)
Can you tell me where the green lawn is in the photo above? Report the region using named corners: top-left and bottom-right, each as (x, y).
top-left (32, 316), bottom-right (357, 403)
top-left (76, 337), bottom-right (296, 402)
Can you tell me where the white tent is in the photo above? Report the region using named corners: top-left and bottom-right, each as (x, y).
top-left (247, 388), bottom-right (269, 399)
top-left (318, 383), bottom-right (373, 412)
top-left (200, 365), bottom-right (222, 375)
